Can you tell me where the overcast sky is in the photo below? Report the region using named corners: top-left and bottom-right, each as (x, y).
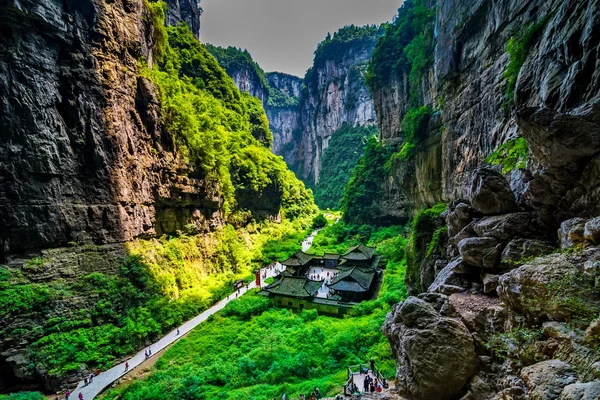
top-left (200, 0), bottom-right (402, 77)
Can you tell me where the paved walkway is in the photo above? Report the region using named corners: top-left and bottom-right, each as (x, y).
top-left (69, 230), bottom-right (318, 400)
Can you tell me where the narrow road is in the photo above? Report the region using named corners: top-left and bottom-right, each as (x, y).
top-left (70, 230), bottom-right (318, 400)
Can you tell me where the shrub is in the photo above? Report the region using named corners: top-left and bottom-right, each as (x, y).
top-left (312, 214), bottom-right (327, 229)
top-left (486, 137), bottom-right (529, 173)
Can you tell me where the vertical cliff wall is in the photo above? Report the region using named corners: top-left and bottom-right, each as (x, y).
top-left (370, 0), bottom-right (600, 227)
top-left (166, 0), bottom-right (202, 40)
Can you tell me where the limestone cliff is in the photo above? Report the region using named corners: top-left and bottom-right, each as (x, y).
top-left (165, 0), bottom-right (202, 40)
top-left (374, 1), bottom-right (600, 398)
top-left (371, 0), bottom-right (600, 227)
top-left (0, 0), bottom-right (314, 392)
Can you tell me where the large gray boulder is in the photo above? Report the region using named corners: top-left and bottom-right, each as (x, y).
top-left (383, 295), bottom-right (478, 400)
top-left (559, 218), bottom-right (588, 249)
top-left (458, 237), bottom-right (503, 268)
top-left (473, 213), bottom-right (540, 241)
top-left (501, 239), bottom-right (555, 265)
top-left (558, 381), bottom-right (600, 400)
top-left (428, 257), bottom-right (472, 294)
top-left (498, 254), bottom-right (580, 322)
top-left (469, 169), bottom-right (519, 215)
top-left (520, 360), bottom-right (577, 400)
top-left (447, 203), bottom-right (475, 237)
top-left (584, 217), bottom-right (600, 244)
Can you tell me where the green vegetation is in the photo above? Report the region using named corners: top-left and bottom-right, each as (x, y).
top-left (486, 137), bottom-right (529, 174)
top-left (144, 20), bottom-right (317, 220)
top-left (103, 221), bottom-right (408, 400)
top-left (306, 24), bottom-right (385, 90)
top-left (503, 15), bottom-right (552, 106)
top-left (313, 124), bottom-right (377, 209)
top-left (342, 137), bottom-right (394, 226)
top-left (545, 272), bottom-right (600, 327)
top-left (405, 204), bottom-right (448, 293)
top-left (366, 0), bottom-right (436, 164)
top-left (205, 44), bottom-right (269, 90)
top-left (312, 214), bottom-right (328, 229)
top-left (386, 106), bottom-right (433, 169)
top-left (486, 328), bottom-right (543, 366)
top-left (267, 86), bottom-right (300, 108)
top-left (366, 0), bottom-right (435, 96)
top-left (0, 393), bottom-right (46, 400)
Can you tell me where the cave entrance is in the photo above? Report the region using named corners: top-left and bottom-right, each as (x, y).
top-left (0, 355), bottom-right (43, 394)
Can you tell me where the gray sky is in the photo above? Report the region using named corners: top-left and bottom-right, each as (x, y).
top-left (200, 0), bottom-right (402, 77)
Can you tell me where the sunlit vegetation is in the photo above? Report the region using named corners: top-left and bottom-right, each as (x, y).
top-left (0, 2), bottom-right (318, 385)
top-left (486, 137), bottom-right (529, 173)
top-left (102, 222), bottom-right (408, 400)
top-left (313, 125), bottom-right (377, 210)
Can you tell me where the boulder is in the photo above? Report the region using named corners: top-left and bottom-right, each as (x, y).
top-left (520, 360), bottom-right (577, 400)
top-left (458, 237), bottom-right (503, 268)
top-left (498, 254), bottom-right (580, 322)
top-left (584, 217), bottom-right (600, 244)
top-left (428, 258), bottom-right (471, 294)
top-left (447, 203), bottom-right (475, 237)
top-left (473, 213), bottom-right (541, 241)
top-left (450, 221), bottom-right (478, 247)
top-left (559, 218), bottom-right (587, 249)
top-left (469, 169), bottom-right (519, 215)
top-left (383, 295), bottom-right (479, 400)
top-left (501, 239), bottom-right (556, 265)
top-left (559, 381), bottom-right (600, 400)
top-left (583, 318), bottom-right (600, 346)
top-left (482, 273), bottom-right (500, 294)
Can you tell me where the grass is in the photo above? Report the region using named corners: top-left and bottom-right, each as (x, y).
top-left (486, 137), bottom-right (529, 174)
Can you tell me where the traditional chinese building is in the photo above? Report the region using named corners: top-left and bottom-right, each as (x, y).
top-left (261, 244), bottom-right (382, 316)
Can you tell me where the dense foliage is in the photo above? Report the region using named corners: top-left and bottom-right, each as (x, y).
top-left (205, 44), bottom-right (269, 90)
top-left (342, 137), bottom-right (394, 225)
top-left (103, 222), bottom-right (409, 400)
top-left (366, 0), bottom-right (435, 97)
top-left (147, 21), bottom-right (316, 220)
top-left (313, 125), bottom-right (377, 210)
top-left (386, 106), bottom-right (433, 169)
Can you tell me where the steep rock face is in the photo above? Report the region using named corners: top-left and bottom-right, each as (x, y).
top-left (265, 72), bottom-right (303, 166)
top-left (0, 0), bottom-right (222, 260)
top-left (373, 0), bottom-right (600, 226)
top-left (165, 0), bottom-right (202, 40)
top-left (300, 48), bottom-right (378, 184)
top-left (228, 68), bottom-right (268, 104)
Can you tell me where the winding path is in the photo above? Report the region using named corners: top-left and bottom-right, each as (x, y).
top-left (69, 230), bottom-right (318, 400)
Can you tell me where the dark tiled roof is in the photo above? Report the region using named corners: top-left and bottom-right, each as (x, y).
top-left (265, 276), bottom-right (321, 298)
top-left (281, 251), bottom-right (314, 266)
top-left (342, 244), bottom-right (376, 261)
top-left (327, 267), bottom-right (375, 293)
top-left (322, 253), bottom-right (340, 260)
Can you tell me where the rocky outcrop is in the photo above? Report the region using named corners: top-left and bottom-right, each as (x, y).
top-left (383, 294), bottom-right (478, 400)
top-left (265, 72), bottom-right (303, 166)
top-left (165, 0), bottom-right (202, 40)
top-left (372, 0), bottom-right (600, 225)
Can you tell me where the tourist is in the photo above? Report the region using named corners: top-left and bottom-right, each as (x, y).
top-left (376, 383), bottom-right (383, 393)
top-left (313, 386), bottom-right (320, 399)
top-left (125, 361), bottom-right (129, 371)
top-left (370, 356), bottom-right (375, 372)
top-left (370, 382), bottom-right (375, 393)
top-left (144, 350), bottom-right (148, 360)
top-left (78, 393), bottom-right (84, 400)
top-left (281, 393), bottom-right (288, 400)
top-left (148, 347), bottom-right (152, 356)
top-left (363, 376), bottom-right (369, 392)
top-left (54, 395), bottom-right (59, 400)
top-left (177, 327), bottom-right (180, 335)
top-left (382, 377), bottom-right (389, 389)
top-left (65, 389), bottom-right (70, 400)
top-left (88, 373), bottom-right (94, 383)
top-left (83, 377), bottom-right (88, 386)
